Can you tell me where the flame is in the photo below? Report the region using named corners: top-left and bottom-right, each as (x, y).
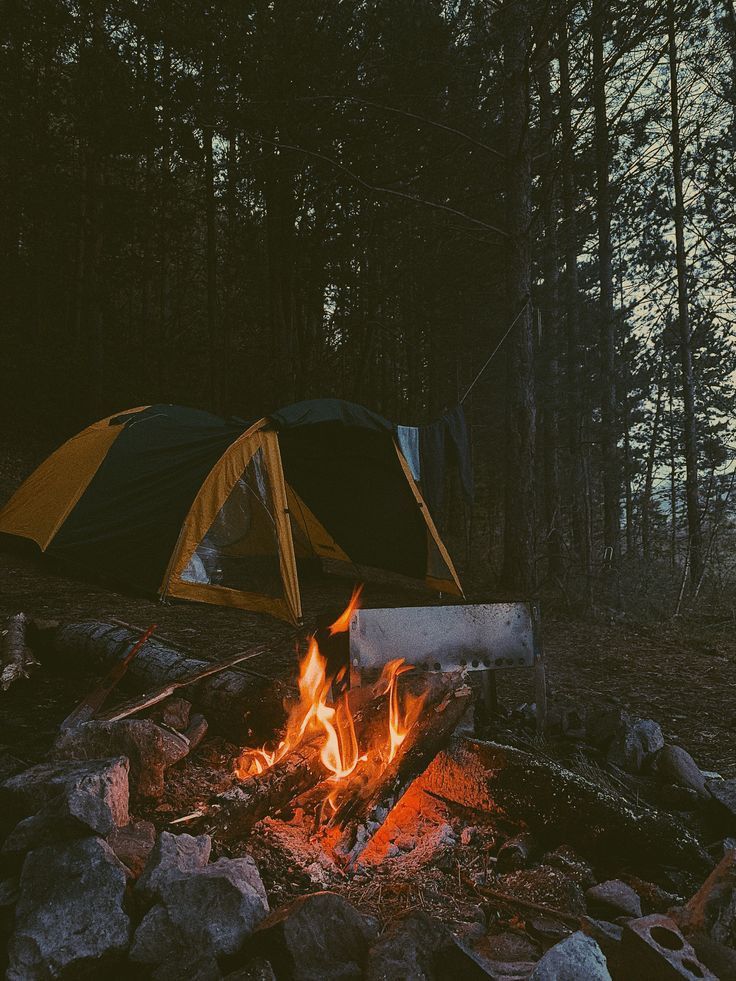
top-left (234, 588), bottom-right (428, 819)
top-left (328, 585), bottom-right (363, 635)
top-left (379, 658), bottom-right (428, 764)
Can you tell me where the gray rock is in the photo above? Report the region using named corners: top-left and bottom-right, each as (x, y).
top-left (131, 856), bottom-right (269, 972)
top-left (607, 718), bottom-right (664, 773)
top-left (706, 777), bottom-right (736, 822)
top-left (136, 830), bottom-right (212, 904)
top-left (250, 891), bottom-right (378, 980)
top-left (586, 879), bottom-right (642, 919)
top-left (0, 756), bottom-right (129, 828)
top-left (654, 744), bottom-right (709, 798)
top-left (53, 718), bottom-right (192, 801)
top-left (159, 697), bottom-right (193, 730)
top-left (365, 908), bottom-right (492, 980)
top-left (481, 932), bottom-right (540, 962)
top-left (6, 837), bottom-right (131, 980)
top-left (580, 917), bottom-right (623, 971)
top-left (108, 820), bottom-right (157, 878)
top-left (528, 931), bottom-right (611, 980)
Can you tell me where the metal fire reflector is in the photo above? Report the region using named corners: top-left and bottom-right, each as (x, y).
top-left (348, 602), bottom-right (542, 688)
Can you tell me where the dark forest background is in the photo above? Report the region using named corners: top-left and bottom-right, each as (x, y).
top-left (1, 0), bottom-right (735, 615)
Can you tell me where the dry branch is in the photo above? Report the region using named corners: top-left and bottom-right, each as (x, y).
top-left (1, 613), bottom-right (38, 691)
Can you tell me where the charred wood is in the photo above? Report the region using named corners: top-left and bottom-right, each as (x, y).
top-left (1, 613), bottom-right (38, 691)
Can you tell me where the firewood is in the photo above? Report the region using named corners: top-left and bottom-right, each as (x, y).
top-left (1, 613), bottom-right (38, 692)
top-left (333, 683), bottom-right (473, 868)
top-left (422, 738), bottom-right (711, 875)
top-left (209, 687), bottom-right (394, 839)
top-left (35, 621), bottom-right (301, 742)
top-left (60, 623), bottom-right (157, 730)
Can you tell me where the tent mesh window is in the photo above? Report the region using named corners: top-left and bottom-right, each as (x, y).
top-left (181, 447), bottom-right (283, 597)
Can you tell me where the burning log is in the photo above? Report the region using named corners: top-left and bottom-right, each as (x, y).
top-left (1, 613), bottom-right (39, 691)
top-left (332, 682), bottom-right (473, 868)
top-left (210, 687), bottom-right (395, 840)
top-left (34, 621), bottom-right (296, 742)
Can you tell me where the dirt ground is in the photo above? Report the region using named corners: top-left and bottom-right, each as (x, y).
top-left (1, 444), bottom-right (735, 779)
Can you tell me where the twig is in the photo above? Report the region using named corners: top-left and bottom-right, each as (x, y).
top-left (464, 875), bottom-right (581, 927)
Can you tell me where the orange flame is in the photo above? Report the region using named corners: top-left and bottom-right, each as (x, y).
top-left (234, 588), bottom-right (428, 816)
top-left (328, 585), bottom-right (363, 635)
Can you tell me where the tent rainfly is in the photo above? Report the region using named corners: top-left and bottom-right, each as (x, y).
top-left (0, 401), bottom-right (463, 623)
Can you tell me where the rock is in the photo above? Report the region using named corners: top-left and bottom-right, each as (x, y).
top-left (619, 876), bottom-right (681, 915)
top-left (689, 932), bottom-right (736, 979)
top-left (0, 756), bottom-right (129, 828)
top-left (159, 697), bottom-right (193, 730)
top-left (131, 855), bottom-right (269, 973)
top-left (136, 830), bottom-right (212, 904)
top-left (670, 848), bottom-right (736, 947)
top-left (621, 914), bottom-right (715, 980)
top-left (365, 909), bottom-right (492, 980)
top-left (580, 917), bottom-right (623, 969)
top-left (706, 777), bottom-right (736, 824)
top-left (542, 845), bottom-right (596, 889)
top-left (53, 718), bottom-right (192, 800)
top-left (497, 832), bottom-right (538, 872)
top-left (1, 785), bottom-right (118, 868)
top-left (528, 931), bottom-right (611, 980)
top-left (586, 707), bottom-right (631, 750)
top-left (659, 783), bottom-right (702, 809)
top-left (6, 837), bottom-right (131, 979)
top-left (526, 917), bottom-right (572, 947)
top-left (653, 745), bottom-right (709, 799)
top-left (108, 820), bottom-right (157, 878)
top-left (586, 879), bottom-right (642, 919)
top-left (246, 891), bottom-right (378, 980)
top-left (607, 718), bottom-right (664, 773)
top-left (224, 958), bottom-right (277, 980)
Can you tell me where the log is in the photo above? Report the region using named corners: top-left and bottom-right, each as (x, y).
top-left (333, 684), bottom-right (473, 867)
top-left (209, 686), bottom-right (396, 839)
top-left (36, 621), bottom-right (299, 742)
top-left (421, 738), bottom-right (711, 876)
top-left (1, 613), bottom-right (38, 691)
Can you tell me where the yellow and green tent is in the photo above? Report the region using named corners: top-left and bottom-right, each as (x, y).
top-left (0, 401), bottom-right (462, 623)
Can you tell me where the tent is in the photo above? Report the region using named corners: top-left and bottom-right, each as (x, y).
top-left (0, 401), bottom-right (462, 623)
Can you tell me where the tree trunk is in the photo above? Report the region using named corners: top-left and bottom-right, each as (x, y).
top-left (500, 0), bottom-right (536, 596)
top-left (559, 12), bottom-right (593, 610)
top-left (642, 354), bottom-right (665, 562)
top-left (538, 43), bottom-right (563, 584)
top-left (592, 0), bottom-right (620, 576)
top-left (668, 0), bottom-right (703, 587)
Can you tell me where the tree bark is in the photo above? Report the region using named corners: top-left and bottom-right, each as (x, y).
top-left (668, 0), bottom-right (703, 587)
top-left (500, 0), bottom-right (536, 596)
top-left (559, 11), bottom-right (593, 610)
top-left (592, 0), bottom-right (620, 577)
top-left (538, 41), bottom-right (563, 583)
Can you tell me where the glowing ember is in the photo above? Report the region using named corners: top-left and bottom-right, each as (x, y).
top-left (233, 587), bottom-right (427, 810)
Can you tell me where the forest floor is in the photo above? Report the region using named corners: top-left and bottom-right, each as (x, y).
top-left (1, 442), bottom-right (735, 781)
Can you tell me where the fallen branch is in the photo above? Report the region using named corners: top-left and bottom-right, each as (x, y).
top-left (60, 623), bottom-right (157, 730)
top-left (97, 644), bottom-right (268, 723)
top-left (464, 876), bottom-right (582, 927)
top-left (35, 621), bottom-right (298, 742)
top-left (1, 613), bottom-right (38, 691)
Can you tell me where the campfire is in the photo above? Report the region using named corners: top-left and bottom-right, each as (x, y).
top-left (2, 606), bottom-right (734, 980)
top-left (216, 587), bottom-right (472, 867)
